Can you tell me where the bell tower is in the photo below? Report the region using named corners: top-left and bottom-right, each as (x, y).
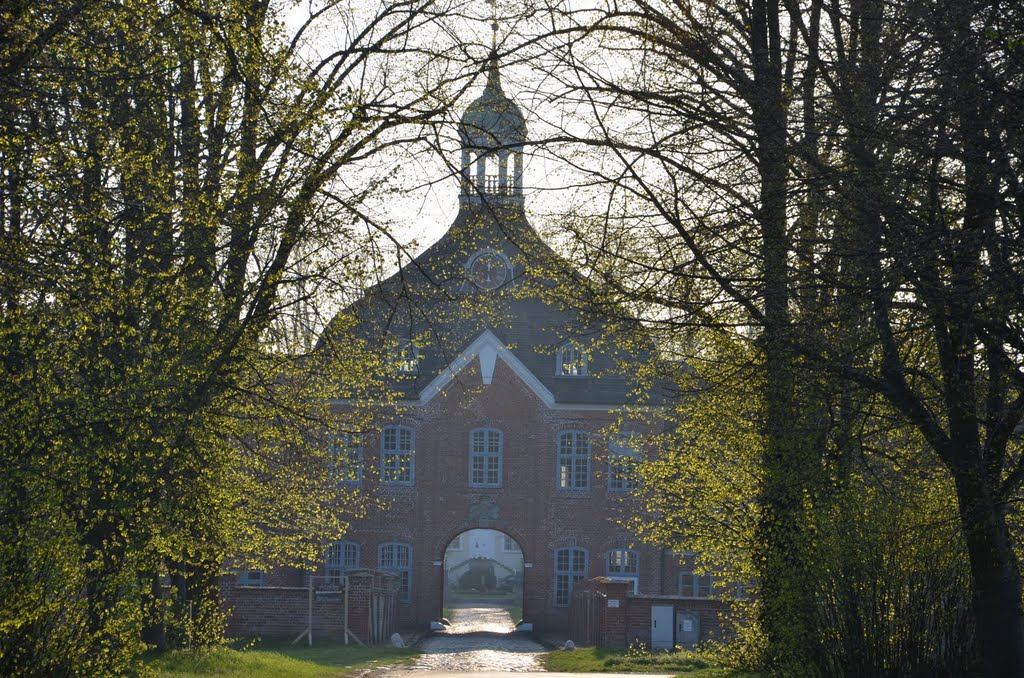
top-left (458, 7), bottom-right (527, 206)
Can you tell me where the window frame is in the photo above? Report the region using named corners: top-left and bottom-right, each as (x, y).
top-left (330, 432), bottom-right (363, 484)
top-left (607, 433), bottom-right (640, 492)
top-left (325, 540), bottom-right (360, 585)
top-left (468, 427), bottom-right (503, 488)
top-left (678, 570), bottom-right (714, 598)
top-left (378, 542), bottom-right (413, 602)
top-left (606, 548), bottom-right (639, 593)
top-left (557, 430), bottom-right (591, 490)
top-left (380, 425), bottom-right (415, 485)
top-left (554, 547), bottom-right (588, 607)
top-left (555, 342), bottom-right (589, 377)
top-left (503, 534), bottom-right (521, 553)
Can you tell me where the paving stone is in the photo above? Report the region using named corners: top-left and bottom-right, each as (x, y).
top-left (410, 607), bottom-right (545, 672)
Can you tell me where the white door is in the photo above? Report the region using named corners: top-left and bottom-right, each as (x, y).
top-left (650, 605), bottom-right (674, 650)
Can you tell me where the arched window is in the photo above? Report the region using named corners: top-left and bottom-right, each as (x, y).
top-left (606, 548), bottom-right (639, 593)
top-left (469, 428), bottom-right (502, 487)
top-left (378, 542), bottom-right (412, 601)
top-left (381, 426), bottom-right (414, 484)
top-left (325, 541), bottom-right (359, 585)
top-left (556, 342), bottom-right (589, 376)
top-left (554, 547), bottom-right (588, 606)
top-left (557, 431), bottom-right (591, 489)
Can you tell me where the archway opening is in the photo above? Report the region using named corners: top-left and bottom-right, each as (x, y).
top-left (443, 529), bottom-right (524, 632)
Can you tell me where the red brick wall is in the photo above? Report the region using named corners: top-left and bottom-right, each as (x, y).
top-left (223, 584), bottom-right (347, 640)
top-left (223, 570), bottom-right (400, 645)
top-left (569, 577), bottom-right (734, 648)
top-left (226, 354), bottom-right (680, 635)
top-left (329, 358), bottom-right (666, 633)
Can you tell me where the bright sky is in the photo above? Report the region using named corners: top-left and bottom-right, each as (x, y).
top-left (282, 0), bottom-right (582, 264)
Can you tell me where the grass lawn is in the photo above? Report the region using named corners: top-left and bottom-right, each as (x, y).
top-left (541, 646), bottom-right (766, 677)
top-left (146, 639), bottom-right (420, 677)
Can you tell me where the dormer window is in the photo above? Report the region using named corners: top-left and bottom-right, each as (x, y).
top-left (396, 341), bottom-right (419, 374)
top-left (556, 343), bottom-right (589, 377)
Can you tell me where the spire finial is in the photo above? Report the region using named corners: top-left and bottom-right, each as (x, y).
top-left (488, 0), bottom-right (498, 51)
top-left (483, 0), bottom-right (502, 94)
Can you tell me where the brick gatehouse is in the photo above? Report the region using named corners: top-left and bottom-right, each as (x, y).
top-left (227, 56), bottom-right (728, 640)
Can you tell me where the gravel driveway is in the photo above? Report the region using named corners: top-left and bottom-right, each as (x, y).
top-left (409, 606), bottom-right (546, 672)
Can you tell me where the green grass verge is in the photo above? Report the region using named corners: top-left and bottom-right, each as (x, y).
top-left (541, 646), bottom-right (765, 677)
top-left (146, 639), bottom-right (420, 677)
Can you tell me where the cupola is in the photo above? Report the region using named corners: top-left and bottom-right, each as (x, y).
top-left (458, 51), bottom-right (527, 204)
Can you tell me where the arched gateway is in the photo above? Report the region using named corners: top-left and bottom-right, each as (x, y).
top-left (441, 529), bottom-right (525, 629)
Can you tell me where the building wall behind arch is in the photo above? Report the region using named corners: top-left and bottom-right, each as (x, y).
top-left (335, 356), bottom-right (668, 631)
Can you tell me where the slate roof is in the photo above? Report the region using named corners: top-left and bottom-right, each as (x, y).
top-left (320, 64), bottom-right (665, 408)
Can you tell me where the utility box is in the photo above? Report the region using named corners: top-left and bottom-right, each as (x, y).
top-left (676, 610), bottom-right (700, 648)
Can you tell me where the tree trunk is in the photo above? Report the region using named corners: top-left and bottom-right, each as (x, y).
top-left (953, 463), bottom-right (1024, 676)
top-left (750, 0), bottom-right (822, 672)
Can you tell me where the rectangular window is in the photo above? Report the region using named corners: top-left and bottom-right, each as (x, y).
top-left (379, 542), bottom-right (412, 601)
top-left (679, 571), bottom-right (714, 598)
top-left (557, 343), bottom-right (589, 376)
top-left (503, 535), bottom-right (521, 552)
top-left (381, 426), bottom-right (414, 484)
top-left (608, 434), bottom-right (639, 491)
top-left (236, 570), bottom-right (264, 587)
top-left (331, 432), bottom-right (363, 483)
top-left (607, 548), bottom-right (638, 575)
top-left (469, 428), bottom-right (502, 487)
top-left (554, 547), bottom-right (588, 606)
top-left (325, 541), bottom-right (360, 584)
top-left (397, 342), bottom-right (419, 374)
top-left (607, 548), bottom-right (639, 593)
top-left (558, 431), bottom-right (590, 489)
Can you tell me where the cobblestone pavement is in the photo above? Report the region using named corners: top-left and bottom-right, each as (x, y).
top-left (408, 606), bottom-right (545, 672)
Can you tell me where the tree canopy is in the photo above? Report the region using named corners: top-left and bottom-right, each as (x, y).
top-left (0, 0), bottom-right (473, 672)
top-left (522, 0), bottom-right (1024, 673)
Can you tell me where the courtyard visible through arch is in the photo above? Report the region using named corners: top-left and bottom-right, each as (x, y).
top-left (442, 528), bottom-right (524, 634)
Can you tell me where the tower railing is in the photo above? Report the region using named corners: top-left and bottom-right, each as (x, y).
top-left (480, 174), bottom-right (521, 196)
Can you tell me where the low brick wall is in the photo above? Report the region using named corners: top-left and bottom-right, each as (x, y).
top-left (223, 569), bottom-right (400, 645)
top-left (569, 577), bottom-right (734, 649)
top-left (622, 594), bottom-right (731, 648)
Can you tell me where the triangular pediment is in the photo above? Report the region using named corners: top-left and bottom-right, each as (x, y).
top-left (418, 329), bottom-right (555, 407)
